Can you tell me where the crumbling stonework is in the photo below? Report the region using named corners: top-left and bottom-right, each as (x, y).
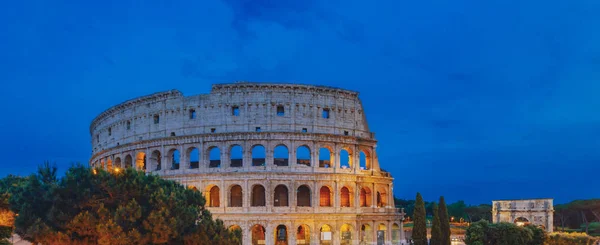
top-left (90, 83), bottom-right (404, 245)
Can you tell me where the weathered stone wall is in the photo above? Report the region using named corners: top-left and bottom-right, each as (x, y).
top-left (492, 199), bottom-right (554, 232)
top-left (89, 82), bottom-right (404, 245)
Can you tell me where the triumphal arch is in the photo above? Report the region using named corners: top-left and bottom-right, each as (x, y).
top-left (492, 199), bottom-right (554, 232)
top-left (89, 82), bottom-right (405, 245)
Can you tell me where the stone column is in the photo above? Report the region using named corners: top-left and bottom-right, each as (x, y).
top-left (222, 144), bottom-right (229, 170)
top-left (371, 183), bottom-right (376, 208)
top-left (266, 223), bottom-right (274, 245)
top-left (244, 179), bottom-right (249, 212)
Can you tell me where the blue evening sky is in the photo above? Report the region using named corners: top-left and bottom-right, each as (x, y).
top-left (1, 1), bottom-right (599, 205)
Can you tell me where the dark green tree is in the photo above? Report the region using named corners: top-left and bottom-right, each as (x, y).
top-left (447, 200), bottom-right (467, 221)
top-left (430, 203), bottom-right (442, 245)
top-left (465, 204), bottom-right (492, 222)
top-left (438, 196), bottom-right (451, 245)
top-left (10, 164), bottom-right (240, 244)
top-left (0, 174), bottom-right (27, 245)
top-left (412, 193), bottom-right (427, 245)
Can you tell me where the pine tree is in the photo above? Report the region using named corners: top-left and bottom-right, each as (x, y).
top-left (439, 196), bottom-right (451, 245)
top-left (412, 192), bottom-right (427, 245)
top-left (430, 203), bottom-right (442, 245)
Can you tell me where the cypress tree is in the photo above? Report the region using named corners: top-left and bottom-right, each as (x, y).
top-left (439, 196), bottom-right (451, 245)
top-left (412, 192), bottom-right (427, 245)
top-left (430, 203), bottom-right (442, 245)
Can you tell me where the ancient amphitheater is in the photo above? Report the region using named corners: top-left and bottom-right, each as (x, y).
top-left (89, 83), bottom-right (404, 245)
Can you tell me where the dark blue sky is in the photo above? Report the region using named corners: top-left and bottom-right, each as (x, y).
top-left (1, 1), bottom-right (599, 205)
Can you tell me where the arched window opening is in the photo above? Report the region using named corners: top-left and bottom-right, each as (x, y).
top-left (514, 217), bottom-right (530, 226)
top-left (340, 148), bottom-right (352, 169)
top-left (169, 149), bottom-right (180, 170)
top-left (230, 185), bottom-right (242, 207)
top-left (114, 157), bottom-right (122, 169)
top-left (392, 223), bottom-right (401, 244)
top-left (296, 146), bottom-right (311, 166)
top-left (360, 188), bottom-right (372, 207)
top-left (276, 225), bottom-right (288, 244)
top-left (106, 158), bottom-right (113, 170)
top-left (360, 151), bottom-right (370, 170)
top-left (252, 145), bottom-right (266, 166)
top-left (319, 148), bottom-right (332, 168)
top-left (274, 185), bottom-right (289, 207)
top-left (251, 225), bottom-right (266, 245)
top-left (274, 145), bottom-right (289, 166)
top-left (188, 147), bottom-right (199, 169)
top-left (296, 225), bottom-right (311, 245)
top-left (251, 185), bottom-right (266, 207)
top-left (320, 225), bottom-right (333, 245)
top-left (340, 187), bottom-right (351, 207)
top-left (150, 150), bottom-right (161, 171)
top-left (135, 152), bottom-right (146, 170)
top-left (340, 224), bottom-right (353, 245)
top-left (319, 186), bottom-right (332, 207)
top-left (228, 225), bottom-right (242, 241)
top-left (124, 155), bottom-right (133, 168)
top-left (209, 147), bottom-right (221, 168)
top-left (297, 185), bottom-right (311, 207)
top-left (207, 186), bottom-right (220, 207)
top-left (230, 145), bottom-right (243, 167)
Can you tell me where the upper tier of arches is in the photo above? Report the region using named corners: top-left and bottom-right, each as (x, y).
top-left (90, 83), bottom-right (373, 155)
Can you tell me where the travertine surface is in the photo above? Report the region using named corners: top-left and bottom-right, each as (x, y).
top-left (90, 83), bottom-right (404, 245)
top-left (492, 199), bottom-right (554, 232)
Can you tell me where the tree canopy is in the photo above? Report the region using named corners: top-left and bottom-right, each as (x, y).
top-left (8, 163), bottom-right (240, 245)
top-left (412, 192), bottom-right (427, 245)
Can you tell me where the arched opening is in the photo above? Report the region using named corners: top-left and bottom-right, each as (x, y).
top-left (188, 147), bottom-right (199, 169)
top-left (361, 224), bottom-right (372, 243)
top-left (135, 152), bottom-right (146, 170)
top-left (296, 145), bottom-right (311, 166)
top-left (274, 145), bottom-right (289, 166)
top-left (230, 145), bottom-right (243, 167)
top-left (296, 225), bottom-right (311, 245)
top-left (251, 185), bottom-right (266, 207)
top-left (228, 225), bottom-right (242, 243)
top-left (297, 185), bottom-right (311, 207)
top-left (319, 224), bottom-right (332, 245)
top-left (340, 224), bottom-right (353, 245)
top-left (392, 223), bottom-right (401, 244)
top-left (252, 145), bottom-right (266, 166)
top-left (207, 185), bottom-right (220, 207)
top-left (168, 149), bottom-right (180, 170)
top-left (230, 185), bottom-right (243, 207)
top-left (377, 224), bottom-right (386, 244)
top-left (124, 155), bottom-right (133, 168)
top-left (319, 186), bottom-right (332, 207)
top-left (377, 187), bottom-right (387, 207)
top-left (274, 185), bottom-right (289, 207)
top-left (514, 217), bottom-right (530, 226)
top-left (340, 148), bottom-right (352, 169)
top-left (251, 224), bottom-right (266, 245)
top-left (100, 159), bottom-right (104, 169)
top-left (340, 186), bottom-right (351, 207)
top-left (319, 147), bottom-right (332, 168)
top-left (360, 187), bottom-right (372, 207)
top-left (209, 147), bottom-right (221, 168)
top-left (150, 150), bottom-right (161, 170)
top-left (275, 225), bottom-right (288, 245)
top-left (114, 157), bottom-right (122, 169)
top-left (106, 158), bottom-right (113, 170)
top-left (359, 151), bottom-right (370, 170)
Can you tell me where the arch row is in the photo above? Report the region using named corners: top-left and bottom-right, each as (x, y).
top-left (91, 140), bottom-right (379, 173)
top-left (220, 220), bottom-right (403, 245)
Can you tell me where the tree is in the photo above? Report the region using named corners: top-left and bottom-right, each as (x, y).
top-left (430, 203), bottom-right (442, 245)
top-left (412, 193), bottom-right (427, 245)
top-left (447, 200), bottom-right (467, 221)
top-left (439, 196), bottom-right (451, 245)
top-left (465, 204), bottom-right (492, 222)
top-left (10, 164), bottom-right (240, 244)
top-left (0, 174), bottom-right (27, 245)
top-left (464, 220), bottom-right (544, 245)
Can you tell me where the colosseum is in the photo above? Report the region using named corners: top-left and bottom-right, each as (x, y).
top-left (89, 83), bottom-right (405, 245)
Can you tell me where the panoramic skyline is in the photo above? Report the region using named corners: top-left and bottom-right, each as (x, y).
top-left (1, 0), bottom-right (599, 205)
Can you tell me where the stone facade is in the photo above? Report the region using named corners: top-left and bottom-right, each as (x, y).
top-left (492, 199), bottom-right (554, 232)
top-left (89, 83), bottom-right (405, 245)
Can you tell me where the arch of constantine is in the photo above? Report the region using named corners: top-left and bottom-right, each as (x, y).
top-left (492, 199), bottom-right (554, 232)
top-left (89, 82), bottom-right (405, 245)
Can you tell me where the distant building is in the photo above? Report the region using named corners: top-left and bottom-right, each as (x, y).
top-left (492, 199), bottom-right (554, 232)
top-left (89, 82), bottom-right (405, 245)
